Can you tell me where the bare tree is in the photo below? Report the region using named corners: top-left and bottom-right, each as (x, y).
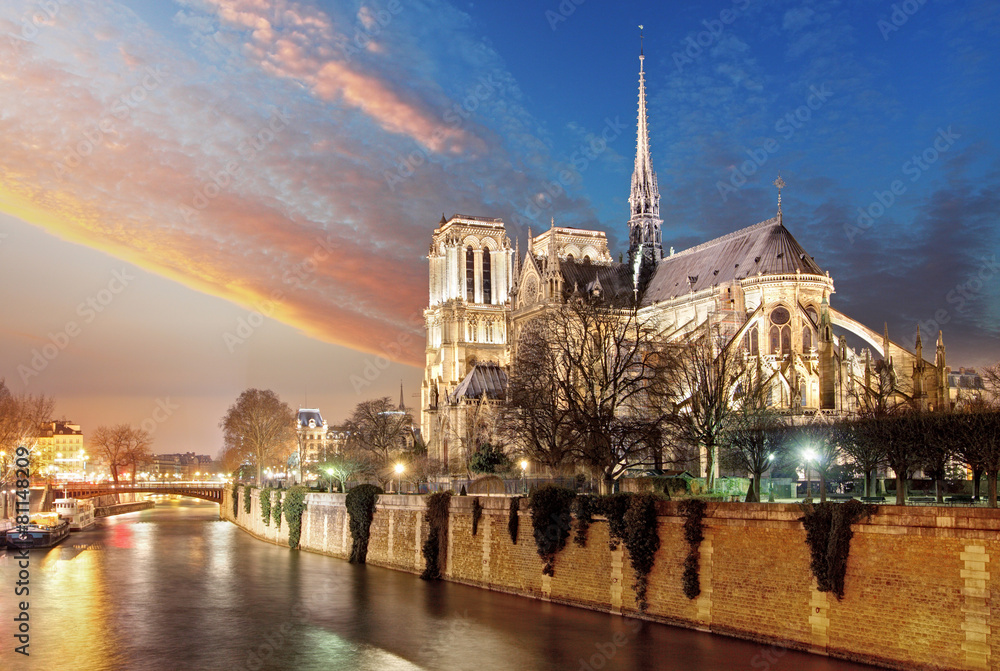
top-left (663, 325), bottom-right (749, 492)
top-left (537, 297), bottom-right (671, 493)
top-left (0, 380), bottom-right (56, 480)
top-left (402, 453), bottom-right (443, 490)
top-left (720, 360), bottom-right (784, 502)
top-left (951, 397), bottom-right (992, 500)
top-left (981, 362), bottom-right (1000, 403)
top-left (776, 420), bottom-right (843, 504)
top-left (344, 397), bottom-right (413, 488)
top-left (89, 424), bottom-right (133, 485)
top-left (838, 421), bottom-right (886, 498)
top-left (124, 427), bottom-right (153, 485)
top-left (220, 389), bottom-right (297, 484)
top-left (502, 321), bottom-right (576, 473)
top-left (965, 408), bottom-right (1000, 507)
top-left (316, 453), bottom-right (368, 492)
top-left (910, 412), bottom-right (954, 503)
top-left (847, 358), bottom-right (918, 504)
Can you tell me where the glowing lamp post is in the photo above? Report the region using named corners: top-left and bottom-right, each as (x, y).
top-left (520, 460), bottom-right (528, 494)
top-left (766, 453), bottom-right (776, 502)
top-left (803, 448), bottom-right (816, 502)
top-left (394, 463), bottom-right (404, 495)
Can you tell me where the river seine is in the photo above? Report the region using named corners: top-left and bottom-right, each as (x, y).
top-left (1, 498), bottom-right (883, 670)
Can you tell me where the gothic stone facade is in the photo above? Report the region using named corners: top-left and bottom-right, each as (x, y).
top-left (420, 48), bottom-right (948, 474)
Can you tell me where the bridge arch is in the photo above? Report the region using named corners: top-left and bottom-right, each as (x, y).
top-left (56, 483), bottom-right (224, 503)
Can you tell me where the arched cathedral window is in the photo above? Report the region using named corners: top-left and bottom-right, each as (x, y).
top-left (770, 307), bottom-right (791, 356)
top-left (482, 248), bottom-right (492, 304)
top-left (466, 247), bottom-right (475, 302)
top-left (802, 326), bottom-right (812, 350)
top-left (743, 328), bottom-right (758, 355)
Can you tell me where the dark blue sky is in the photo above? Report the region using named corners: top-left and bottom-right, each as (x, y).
top-left (0, 0), bottom-right (996, 453)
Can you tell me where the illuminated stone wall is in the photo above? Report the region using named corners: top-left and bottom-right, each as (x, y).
top-left (223, 490), bottom-right (995, 671)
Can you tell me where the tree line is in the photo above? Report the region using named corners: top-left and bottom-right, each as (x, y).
top-left (219, 389), bottom-right (423, 491)
top-left (498, 295), bottom-right (1000, 503)
top-left (1, 378), bottom-right (155, 485)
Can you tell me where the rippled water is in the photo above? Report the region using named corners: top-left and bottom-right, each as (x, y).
top-left (0, 498), bottom-right (883, 670)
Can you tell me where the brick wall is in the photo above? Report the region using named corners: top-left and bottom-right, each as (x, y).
top-left (221, 489), bottom-right (994, 671)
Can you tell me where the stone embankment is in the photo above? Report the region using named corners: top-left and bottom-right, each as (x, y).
top-left (223, 487), bottom-right (998, 671)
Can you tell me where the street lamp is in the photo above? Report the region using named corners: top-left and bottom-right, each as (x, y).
top-left (394, 463), bottom-right (404, 495)
top-left (803, 449), bottom-right (816, 502)
top-left (520, 460), bottom-right (528, 494)
top-left (766, 453), bottom-right (776, 502)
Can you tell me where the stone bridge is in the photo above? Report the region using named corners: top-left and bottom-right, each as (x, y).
top-left (56, 482), bottom-right (224, 503)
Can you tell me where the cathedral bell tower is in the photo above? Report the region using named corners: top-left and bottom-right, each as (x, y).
top-left (422, 214), bottom-right (513, 466)
top-left (627, 26), bottom-right (663, 293)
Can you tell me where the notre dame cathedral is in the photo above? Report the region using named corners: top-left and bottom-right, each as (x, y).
top-left (420, 45), bottom-right (949, 474)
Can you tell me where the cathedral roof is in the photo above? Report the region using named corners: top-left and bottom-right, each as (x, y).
top-left (642, 217), bottom-right (823, 305)
top-left (450, 362), bottom-right (508, 402)
top-left (298, 409), bottom-right (325, 428)
top-left (559, 260), bottom-right (635, 303)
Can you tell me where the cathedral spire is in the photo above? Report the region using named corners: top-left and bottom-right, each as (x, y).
top-left (628, 25), bottom-right (663, 282)
top-left (399, 380), bottom-right (405, 411)
top-left (774, 174), bottom-right (785, 222)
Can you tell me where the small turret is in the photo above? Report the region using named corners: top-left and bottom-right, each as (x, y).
top-left (936, 330), bottom-right (948, 411)
top-left (543, 218), bottom-right (563, 300)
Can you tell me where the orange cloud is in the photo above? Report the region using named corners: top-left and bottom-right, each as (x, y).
top-left (200, 0), bottom-right (468, 153)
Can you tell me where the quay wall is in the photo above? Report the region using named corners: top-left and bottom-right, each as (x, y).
top-left (221, 487), bottom-right (997, 671)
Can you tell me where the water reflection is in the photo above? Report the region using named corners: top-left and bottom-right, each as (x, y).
top-left (0, 499), bottom-right (883, 671)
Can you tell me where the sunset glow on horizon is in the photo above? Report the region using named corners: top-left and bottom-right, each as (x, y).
top-left (2, 0), bottom-right (998, 453)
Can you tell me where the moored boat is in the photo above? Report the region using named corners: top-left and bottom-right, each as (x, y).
top-left (5, 513), bottom-right (71, 549)
top-left (0, 519), bottom-right (13, 548)
top-left (53, 498), bottom-right (96, 531)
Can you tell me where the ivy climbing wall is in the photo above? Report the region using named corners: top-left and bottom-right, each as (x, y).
top-left (222, 489), bottom-right (996, 671)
